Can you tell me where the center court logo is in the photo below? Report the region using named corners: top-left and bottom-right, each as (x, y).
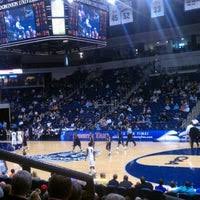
top-left (29, 151), bottom-right (87, 162)
top-left (28, 150), bottom-right (100, 162)
top-left (126, 148), bottom-right (200, 187)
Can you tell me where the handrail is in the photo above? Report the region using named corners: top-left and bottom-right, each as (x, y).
top-left (0, 149), bottom-right (95, 199)
top-left (181, 100), bottom-right (200, 128)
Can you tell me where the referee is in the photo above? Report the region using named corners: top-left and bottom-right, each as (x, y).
top-left (126, 124), bottom-right (136, 147)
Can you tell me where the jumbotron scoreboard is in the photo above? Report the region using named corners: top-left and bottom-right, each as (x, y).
top-left (0, 0), bottom-right (108, 47)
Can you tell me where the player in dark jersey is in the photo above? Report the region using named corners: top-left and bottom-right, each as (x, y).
top-left (72, 133), bottom-right (82, 151)
top-left (22, 129), bottom-right (28, 150)
top-left (89, 133), bottom-right (95, 148)
top-left (117, 126), bottom-right (124, 149)
top-left (106, 134), bottom-right (112, 156)
top-left (189, 125), bottom-right (200, 149)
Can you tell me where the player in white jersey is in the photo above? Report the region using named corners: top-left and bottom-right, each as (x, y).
top-left (11, 130), bottom-right (17, 149)
top-left (85, 142), bottom-right (96, 175)
top-left (17, 129), bottom-right (23, 149)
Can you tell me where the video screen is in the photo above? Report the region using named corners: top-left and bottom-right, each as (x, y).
top-left (4, 5), bottom-right (36, 42)
top-left (78, 3), bottom-right (100, 39)
top-left (0, 11), bottom-right (7, 45)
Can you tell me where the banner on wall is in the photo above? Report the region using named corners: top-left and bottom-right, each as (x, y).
top-left (185, 0), bottom-right (200, 11)
top-left (109, 0), bottom-right (133, 26)
top-left (60, 129), bottom-right (185, 142)
top-left (151, 0), bottom-right (164, 18)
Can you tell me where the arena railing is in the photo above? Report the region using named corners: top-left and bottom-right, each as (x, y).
top-left (0, 149), bottom-right (95, 199)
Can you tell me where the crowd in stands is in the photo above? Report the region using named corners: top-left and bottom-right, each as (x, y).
top-left (107, 73), bottom-right (200, 130)
top-left (0, 169), bottom-right (200, 200)
top-left (1, 68), bottom-right (200, 139)
top-left (1, 67), bottom-right (144, 139)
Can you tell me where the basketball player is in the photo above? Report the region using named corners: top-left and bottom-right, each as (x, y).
top-left (126, 124), bottom-right (136, 147)
top-left (85, 142), bottom-right (96, 175)
top-left (11, 129), bottom-right (17, 150)
top-left (17, 128), bottom-right (23, 149)
top-left (89, 133), bottom-right (95, 148)
top-left (22, 129), bottom-right (28, 150)
top-left (106, 134), bottom-right (112, 156)
top-left (117, 126), bottom-right (124, 149)
top-left (72, 133), bottom-right (82, 152)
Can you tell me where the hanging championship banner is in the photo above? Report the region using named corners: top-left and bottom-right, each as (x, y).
top-left (109, 0), bottom-right (133, 26)
top-left (185, 0), bottom-right (200, 11)
top-left (121, 0), bottom-right (133, 24)
top-left (109, 4), bottom-right (121, 26)
top-left (151, 0), bottom-right (164, 18)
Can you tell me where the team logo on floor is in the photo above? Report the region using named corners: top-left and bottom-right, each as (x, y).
top-left (165, 156), bottom-right (188, 165)
top-left (126, 148), bottom-right (200, 187)
top-left (29, 150), bottom-right (100, 162)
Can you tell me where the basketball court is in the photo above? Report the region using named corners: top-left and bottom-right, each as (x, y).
top-left (6, 141), bottom-right (200, 186)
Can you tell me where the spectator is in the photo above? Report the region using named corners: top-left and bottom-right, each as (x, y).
top-left (1, 184), bottom-right (11, 199)
top-left (40, 184), bottom-right (48, 194)
top-left (0, 182), bottom-right (6, 190)
top-left (155, 179), bottom-right (167, 193)
top-left (107, 174), bottom-right (119, 187)
top-left (119, 175), bottom-right (133, 189)
top-left (0, 172), bottom-right (8, 179)
top-left (171, 181), bottom-right (196, 196)
top-left (29, 188), bottom-right (41, 200)
top-left (135, 176), bottom-right (153, 191)
top-left (40, 184), bottom-right (48, 200)
top-left (167, 181), bottom-right (177, 191)
top-left (94, 173), bottom-right (108, 186)
top-left (104, 193), bottom-right (125, 200)
top-left (31, 171), bottom-right (40, 181)
top-left (69, 181), bottom-right (82, 200)
top-left (0, 187), bottom-right (4, 199)
top-left (4, 170), bottom-right (32, 200)
top-left (48, 174), bottom-right (72, 200)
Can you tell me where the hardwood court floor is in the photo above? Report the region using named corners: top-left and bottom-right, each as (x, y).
top-left (7, 141), bottom-right (192, 183)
